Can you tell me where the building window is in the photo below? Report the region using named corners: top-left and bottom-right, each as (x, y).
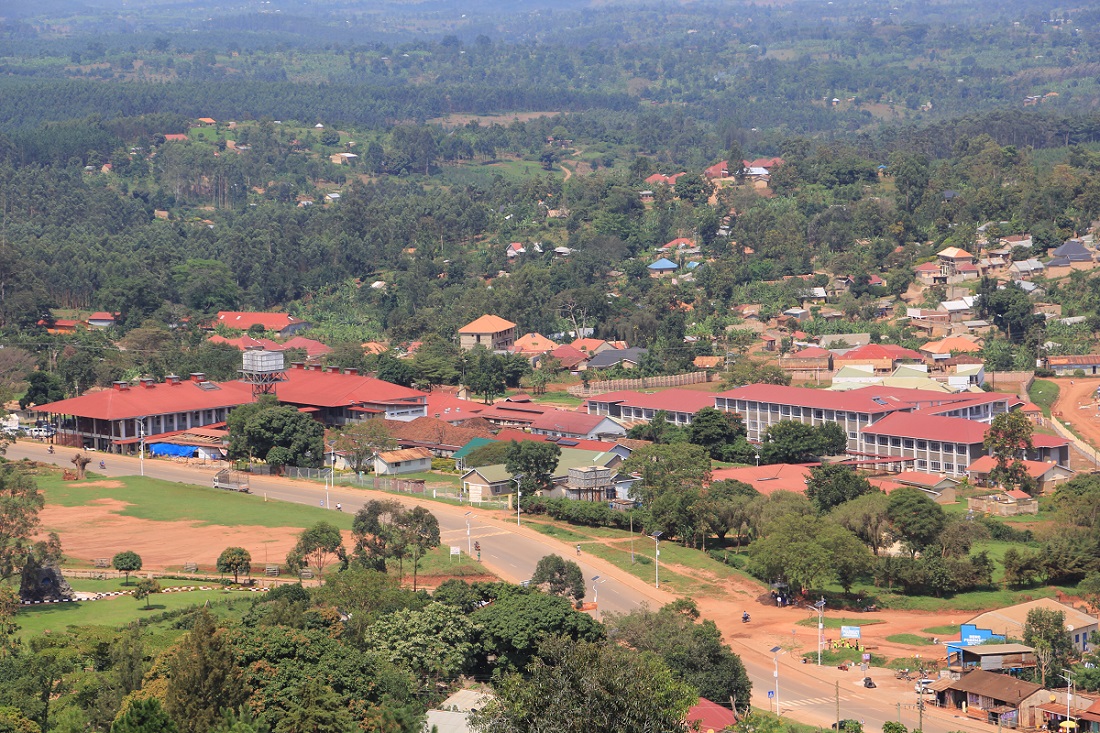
top-left (917, 440), bottom-right (927, 450)
top-left (957, 444), bottom-right (968, 454)
top-left (944, 463), bottom-right (954, 473)
top-left (825, 410), bottom-right (835, 420)
top-left (877, 436), bottom-right (888, 446)
top-left (848, 431), bottom-right (857, 440)
top-left (781, 406), bottom-right (790, 416)
top-left (930, 461), bottom-right (941, 471)
top-left (904, 439), bottom-right (914, 449)
top-left (814, 410), bottom-right (824, 419)
top-left (917, 460), bottom-right (927, 469)
top-left (891, 438), bottom-right (901, 448)
top-left (930, 442), bottom-right (941, 451)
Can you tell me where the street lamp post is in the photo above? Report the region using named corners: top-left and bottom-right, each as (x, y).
top-left (771, 645), bottom-right (783, 716)
top-left (651, 531), bottom-right (663, 588)
top-left (326, 439), bottom-right (336, 509)
top-left (813, 597), bottom-right (827, 666)
top-left (464, 511), bottom-right (472, 555)
top-left (1062, 669), bottom-right (1075, 733)
top-left (591, 575), bottom-right (606, 620)
top-left (513, 474), bottom-right (524, 527)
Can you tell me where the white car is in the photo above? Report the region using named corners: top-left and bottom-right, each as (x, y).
top-left (915, 679), bottom-right (936, 694)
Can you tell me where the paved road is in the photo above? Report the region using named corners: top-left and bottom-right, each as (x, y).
top-left (11, 442), bottom-right (997, 733)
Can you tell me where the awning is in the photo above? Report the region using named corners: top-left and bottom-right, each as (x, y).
top-left (148, 443), bottom-right (198, 457)
top-left (988, 706), bottom-right (1017, 714)
top-left (927, 678), bottom-right (955, 692)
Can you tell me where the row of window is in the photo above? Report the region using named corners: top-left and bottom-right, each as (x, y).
top-left (865, 435), bottom-right (970, 453)
top-left (725, 400), bottom-right (872, 423)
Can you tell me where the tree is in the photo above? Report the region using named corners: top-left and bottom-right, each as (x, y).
top-left (208, 707), bottom-right (270, 733)
top-left (351, 500), bottom-right (406, 572)
top-left (112, 698), bottom-right (177, 733)
top-left (19, 371), bottom-right (64, 409)
top-left (504, 440), bottom-right (561, 494)
top-left (226, 398), bottom-right (323, 469)
top-left (886, 488), bottom-right (946, 556)
top-left (333, 420), bottom-right (396, 473)
top-left (134, 578), bottom-right (160, 610)
top-left (620, 443), bottom-right (711, 505)
top-left (1079, 572), bottom-right (1100, 614)
top-left (760, 421), bottom-right (822, 464)
top-left (749, 513), bottom-right (870, 594)
top-left (830, 492), bottom-right (892, 555)
top-left (272, 678), bottom-right (354, 733)
top-left (472, 588), bottom-right (604, 671)
top-left (805, 465), bottom-right (875, 513)
top-left (112, 551), bottom-right (142, 586)
top-left (287, 522), bottom-right (343, 581)
top-left (0, 706), bottom-right (40, 733)
top-left (395, 506), bottom-right (440, 591)
top-left (984, 410), bottom-right (1035, 493)
top-left (1024, 608), bottom-right (1074, 685)
top-left (530, 554), bottom-right (585, 603)
top-left (0, 466), bottom-right (45, 581)
top-left (216, 547), bottom-right (252, 584)
top-left (165, 610), bottom-right (244, 733)
top-left (363, 601), bottom-right (477, 683)
top-left (471, 636), bottom-right (696, 733)
top-left (674, 174), bottom-right (713, 206)
top-left (463, 441), bottom-right (511, 468)
top-left (689, 407), bottom-right (746, 460)
top-left (605, 599), bottom-right (752, 712)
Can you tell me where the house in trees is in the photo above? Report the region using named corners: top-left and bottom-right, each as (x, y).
top-left (645, 172), bottom-right (686, 186)
top-left (457, 315), bottom-right (516, 351)
top-left (86, 312), bottom-right (119, 329)
top-left (1045, 355), bottom-right (1100, 376)
top-left (780, 347), bottom-right (833, 372)
top-left (215, 311), bottom-right (311, 337)
top-left (647, 257), bottom-right (679, 276)
top-left (966, 455), bottom-right (1074, 494)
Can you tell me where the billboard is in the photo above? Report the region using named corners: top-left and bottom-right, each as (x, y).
top-left (840, 625), bottom-right (862, 639)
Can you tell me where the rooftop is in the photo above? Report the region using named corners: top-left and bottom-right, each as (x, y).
top-left (216, 311), bottom-right (305, 332)
top-left (717, 384), bottom-right (910, 415)
top-left (860, 411), bottom-right (989, 443)
top-left (458, 314), bottom-right (517, 334)
top-left (709, 463), bottom-right (812, 496)
top-left (586, 388), bottom-right (719, 415)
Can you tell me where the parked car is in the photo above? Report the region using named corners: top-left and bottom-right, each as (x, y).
top-left (915, 679), bottom-right (937, 694)
top-left (28, 427), bottom-right (54, 439)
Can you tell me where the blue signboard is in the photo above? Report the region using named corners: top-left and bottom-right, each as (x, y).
top-left (840, 625), bottom-right (862, 640)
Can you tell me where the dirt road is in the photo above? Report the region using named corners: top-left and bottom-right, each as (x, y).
top-left (1050, 377), bottom-right (1100, 454)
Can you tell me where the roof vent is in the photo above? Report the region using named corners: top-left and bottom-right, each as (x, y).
top-left (343, 367), bottom-right (358, 375)
top-left (189, 372), bottom-right (206, 383)
top-left (165, 374), bottom-right (181, 385)
top-left (112, 381), bottom-right (130, 391)
top-left (197, 381), bottom-right (220, 391)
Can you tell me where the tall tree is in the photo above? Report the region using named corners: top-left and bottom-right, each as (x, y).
top-left (164, 611), bottom-right (244, 733)
top-left (530, 554), bottom-right (585, 603)
top-left (395, 506), bottom-right (440, 591)
top-left (286, 522), bottom-right (344, 581)
top-left (272, 679), bottom-right (355, 733)
top-left (805, 465), bottom-right (875, 513)
top-left (1024, 608), bottom-right (1074, 685)
top-left (0, 466), bottom-right (45, 582)
top-left (886, 488), bottom-right (947, 557)
top-left (504, 441), bottom-right (562, 494)
top-left (688, 407), bottom-right (746, 460)
top-left (332, 420), bottom-right (396, 473)
top-left (112, 699), bottom-right (177, 733)
top-left (351, 500), bottom-right (406, 572)
top-left (620, 443), bottom-right (711, 505)
top-left (984, 410), bottom-right (1035, 493)
top-left (472, 636), bottom-right (696, 733)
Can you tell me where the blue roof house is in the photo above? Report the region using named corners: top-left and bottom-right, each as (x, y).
top-left (648, 257), bottom-right (679, 275)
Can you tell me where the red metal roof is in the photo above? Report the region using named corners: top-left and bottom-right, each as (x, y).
top-left (716, 384), bottom-right (908, 415)
top-left (550, 344), bottom-right (589, 368)
top-left (895, 470), bottom-right (956, 487)
top-left (1031, 433), bottom-right (1069, 448)
top-left (709, 463), bottom-right (812, 495)
top-left (208, 334), bottom-right (283, 351)
top-left (492, 429), bottom-right (623, 452)
top-left (837, 343), bottom-right (923, 361)
top-left (687, 698), bottom-right (737, 733)
top-left (861, 412), bottom-right (988, 443)
top-left (789, 347), bottom-right (832, 358)
top-left (281, 336), bottom-right (333, 356)
top-left (277, 367), bottom-right (426, 409)
top-left (39, 380), bottom-right (254, 421)
top-left (216, 311), bottom-right (305, 331)
top-left (87, 312), bottom-right (117, 321)
top-left (458, 314), bottom-right (516, 334)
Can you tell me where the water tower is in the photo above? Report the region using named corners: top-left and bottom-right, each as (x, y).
top-left (240, 349), bottom-right (288, 398)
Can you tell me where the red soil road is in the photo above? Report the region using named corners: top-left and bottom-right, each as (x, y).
top-left (1051, 377), bottom-right (1100, 456)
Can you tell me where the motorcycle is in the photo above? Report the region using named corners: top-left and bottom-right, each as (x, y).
top-left (742, 613), bottom-right (750, 623)
top-left (99, 460), bottom-right (106, 470)
top-left (47, 446), bottom-right (55, 454)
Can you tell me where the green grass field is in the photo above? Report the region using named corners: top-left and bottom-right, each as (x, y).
top-left (922, 624), bottom-right (960, 635)
top-left (795, 617), bottom-right (885, 629)
top-left (16, 589), bottom-right (250, 638)
top-left (38, 473), bottom-right (355, 530)
top-left (885, 633), bottom-right (936, 646)
top-left (1028, 379), bottom-right (1060, 417)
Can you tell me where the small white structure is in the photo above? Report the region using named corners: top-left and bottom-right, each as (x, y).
top-left (374, 447), bottom-right (432, 476)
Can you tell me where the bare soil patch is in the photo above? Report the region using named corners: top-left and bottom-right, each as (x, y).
top-left (1052, 377), bottom-right (1100, 452)
top-left (76, 480), bottom-right (125, 489)
top-left (38, 499), bottom-right (329, 570)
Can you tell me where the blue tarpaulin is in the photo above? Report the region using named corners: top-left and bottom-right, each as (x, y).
top-left (148, 443), bottom-right (197, 457)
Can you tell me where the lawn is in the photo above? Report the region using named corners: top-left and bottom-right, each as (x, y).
top-left (16, 589), bottom-right (250, 638)
top-left (922, 624), bottom-right (960, 635)
top-left (885, 633), bottom-right (936, 646)
top-left (1028, 379), bottom-right (1060, 418)
top-left (801, 647), bottom-right (887, 666)
top-left (38, 473), bottom-right (355, 530)
top-left (795, 617), bottom-right (885, 629)
top-left (65, 577), bottom-right (198, 593)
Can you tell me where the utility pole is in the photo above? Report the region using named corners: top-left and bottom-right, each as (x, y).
top-left (835, 681), bottom-right (840, 730)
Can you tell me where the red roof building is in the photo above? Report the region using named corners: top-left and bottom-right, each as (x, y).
top-left (585, 389), bottom-right (719, 425)
top-left (645, 172), bottom-right (686, 186)
top-left (709, 464), bottom-right (812, 496)
top-left (662, 237), bottom-right (695, 251)
top-left (549, 344), bottom-right (590, 370)
top-left (215, 311), bottom-right (310, 337)
top-left (281, 336), bottom-right (333, 358)
top-left (37, 366), bottom-right (427, 454)
top-left (525, 410), bottom-right (627, 440)
top-left (208, 334), bottom-right (283, 351)
top-left (686, 698), bottom-right (738, 733)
